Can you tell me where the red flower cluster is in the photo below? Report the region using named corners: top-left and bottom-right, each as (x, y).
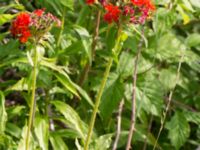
top-left (85, 0), bottom-right (155, 24)
top-left (11, 9), bottom-right (61, 43)
top-left (33, 8), bottom-right (45, 17)
top-left (131, 0), bottom-right (155, 10)
top-left (86, 0), bottom-right (95, 5)
top-left (10, 13), bottom-right (31, 43)
top-left (104, 4), bottom-right (121, 23)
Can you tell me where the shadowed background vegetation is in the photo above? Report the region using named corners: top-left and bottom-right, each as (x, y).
top-left (0, 0), bottom-right (200, 149)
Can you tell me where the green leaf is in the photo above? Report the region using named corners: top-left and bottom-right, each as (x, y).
top-left (54, 72), bottom-right (80, 98)
top-left (62, 41), bottom-right (83, 55)
top-left (6, 105), bottom-right (25, 120)
top-left (0, 14), bottom-right (15, 26)
top-left (189, 0), bottom-right (200, 8)
top-left (34, 117), bottom-right (49, 150)
top-left (184, 111), bottom-right (200, 124)
top-left (59, 0), bottom-right (74, 10)
top-left (73, 25), bottom-right (92, 62)
top-left (6, 123), bottom-right (21, 138)
top-left (186, 33), bottom-right (200, 47)
top-left (99, 73), bottom-right (124, 121)
top-left (159, 69), bottom-right (178, 91)
top-left (117, 52), bottom-right (134, 78)
top-left (0, 91), bottom-right (7, 133)
top-left (41, 58), bottom-right (93, 106)
top-left (165, 112), bottom-right (190, 149)
top-left (0, 4), bottom-right (24, 14)
top-left (153, 8), bottom-right (176, 34)
top-left (17, 125), bottom-right (34, 150)
top-left (50, 134), bottom-right (69, 150)
top-left (51, 101), bottom-right (88, 139)
top-left (7, 78), bottom-right (28, 91)
top-left (0, 40), bottom-right (20, 60)
top-left (149, 32), bottom-right (185, 63)
top-left (40, 58), bottom-right (79, 96)
top-left (51, 129), bottom-right (80, 139)
top-left (180, 0), bottom-right (194, 12)
top-left (177, 5), bottom-right (191, 24)
top-left (127, 72), bottom-right (164, 116)
top-left (91, 134), bottom-right (113, 150)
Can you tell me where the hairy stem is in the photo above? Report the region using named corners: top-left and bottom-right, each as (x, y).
top-left (79, 11), bottom-right (101, 86)
top-left (112, 99), bottom-right (124, 150)
top-left (84, 28), bottom-right (122, 150)
top-left (25, 45), bottom-right (38, 150)
top-left (126, 29), bottom-right (144, 150)
top-left (84, 57), bottom-right (113, 150)
top-left (153, 53), bottom-right (184, 150)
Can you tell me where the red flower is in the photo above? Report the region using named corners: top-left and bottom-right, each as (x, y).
top-left (86, 0), bottom-right (95, 5)
top-left (103, 4), bottom-right (121, 24)
top-left (131, 0), bottom-right (155, 10)
top-left (123, 5), bottom-right (134, 16)
top-left (19, 30), bottom-right (31, 43)
top-left (10, 12), bottom-right (31, 43)
top-left (33, 8), bottom-right (45, 17)
top-left (131, 0), bottom-right (146, 6)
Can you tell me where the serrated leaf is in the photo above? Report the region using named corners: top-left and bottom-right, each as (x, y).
top-left (117, 51), bottom-right (134, 78)
top-left (165, 112), bottom-right (190, 149)
top-left (159, 69), bottom-right (178, 91)
top-left (91, 134), bottom-right (113, 150)
top-left (184, 111), bottom-right (200, 124)
top-left (99, 73), bottom-right (124, 121)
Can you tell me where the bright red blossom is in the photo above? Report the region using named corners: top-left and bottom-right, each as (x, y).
top-left (86, 0), bottom-right (95, 5)
top-left (33, 9), bottom-right (45, 16)
top-left (10, 12), bottom-right (31, 43)
top-left (131, 0), bottom-right (155, 10)
top-left (11, 9), bottom-right (61, 43)
top-left (103, 4), bottom-right (121, 24)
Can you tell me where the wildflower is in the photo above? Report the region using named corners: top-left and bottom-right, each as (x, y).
top-left (103, 4), bottom-right (121, 23)
top-left (10, 12), bottom-right (31, 43)
top-left (123, 5), bottom-right (134, 16)
top-left (33, 8), bottom-right (45, 17)
top-left (86, 0), bottom-right (95, 5)
top-left (131, 0), bottom-right (155, 11)
top-left (131, 0), bottom-right (146, 6)
top-left (11, 9), bottom-right (61, 43)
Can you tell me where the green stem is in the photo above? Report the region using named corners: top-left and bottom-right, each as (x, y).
top-left (25, 45), bottom-right (38, 150)
top-left (84, 57), bottom-right (113, 150)
top-left (84, 28), bottom-right (122, 150)
top-left (57, 7), bottom-right (66, 47)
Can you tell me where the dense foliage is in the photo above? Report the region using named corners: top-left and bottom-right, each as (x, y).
top-left (0, 0), bottom-right (200, 150)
